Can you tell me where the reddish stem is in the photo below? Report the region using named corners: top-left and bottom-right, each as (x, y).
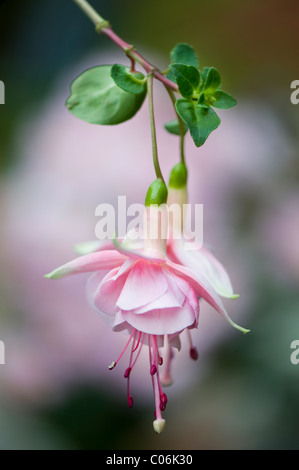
top-left (102, 27), bottom-right (178, 92)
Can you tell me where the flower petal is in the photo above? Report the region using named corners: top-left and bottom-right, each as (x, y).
top-left (132, 287), bottom-right (183, 314)
top-left (168, 240), bottom-right (238, 299)
top-left (93, 267), bottom-right (128, 315)
top-left (118, 300), bottom-right (198, 335)
top-left (117, 260), bottom-right (168, 311)
top-left (44, 250), bottom-right (127, 279)
top-left (74, 240), bottom-right (114, 255)
top-left (167, 260), bottom-right (250, 334)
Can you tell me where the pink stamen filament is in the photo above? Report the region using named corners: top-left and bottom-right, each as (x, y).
top-left (160, 335), bottom-right (174, 385)
top-left (131, 333), bottom-right (145, 371)
top-left (132, 331), bottom-right (142, 353)
top-left (152, 335), bottom-right (164, 420)
top-left (109, 328), bottom-right (136, 369)
top-left (126, 330), bottom-right (137, 408)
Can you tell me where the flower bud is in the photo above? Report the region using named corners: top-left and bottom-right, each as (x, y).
top-left (168, 163), bottom-right (188, 189)
top-left (145, 178), bottom-right (168, 207)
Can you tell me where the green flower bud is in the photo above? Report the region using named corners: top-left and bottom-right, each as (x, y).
top-left (145, 179), bottom-right (168, 206)
top-left (168, 163), bottom-right (188, 189)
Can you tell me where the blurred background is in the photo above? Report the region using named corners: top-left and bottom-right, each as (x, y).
top-left (0, 0), bottom-right (298, 450)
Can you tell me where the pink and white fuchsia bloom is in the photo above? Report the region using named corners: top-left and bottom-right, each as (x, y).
top-left (45, 206), bottom-right (249, 433)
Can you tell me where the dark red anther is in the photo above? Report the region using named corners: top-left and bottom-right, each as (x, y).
top-left (160, 392), bottom-right (168, 405)
top-left (158, 357), bottom-right (163, 366)
top-left (160, 402), bottom-right (166, 411)
top-left (124, 367), bottom-right (131, 378)
top-left (190, 347), bottom-right (198, 361)
top-left (150, 364), bottom-right (157, 376)
top-left (128, 395), bottom-right (133, 408)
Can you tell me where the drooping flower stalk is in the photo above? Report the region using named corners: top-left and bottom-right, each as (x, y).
top-left (72, 0), bottom-right (178, 92)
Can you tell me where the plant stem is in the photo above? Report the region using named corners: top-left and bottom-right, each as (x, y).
top-left (164, 86), bottom-right (186, 165)
top-left (71, 0), bottom-right (178, 92)
top-left (147, 74), bottom-right (164, 182)
top-left (72, 0), bottom-right (106, 25)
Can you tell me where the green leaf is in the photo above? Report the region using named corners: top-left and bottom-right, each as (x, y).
top-left (197, 92), bottom-right (205, 105)
top-left (164, 119), bottom-right (188, 136)
top-left (211, 90), bottom-right (237, 109)
top-left (170, 43), bottom-right (199, 68)
top-left (167, 43), bottom-right (199, 82)
top-left (170, 64), bottom-right (200, 99)
top-left (111, 64), bottom-right (146, 95)
top-left (175, 99), bottom-right (221, 147)
top-left (66, 65), bottom-right (147, 125)
top-left (203, 67), bottom-right (221, 92)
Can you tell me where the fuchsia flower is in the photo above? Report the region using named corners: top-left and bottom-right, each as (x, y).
top-left (45, 202), bottom-right (248, 433)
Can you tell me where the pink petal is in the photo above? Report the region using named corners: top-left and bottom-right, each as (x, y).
top-left (118, 301), bottom-right (197, 335)
top-left (170, 272), bottom-right (199, 317)
top-left (167, 260), bottom-right (249, 334)
top-left (116, 260), bottom-right (168, 311)
top-left (163, 270), bottom-right (186, 306)
top-left (169, 240), bottom-right (237, 298)
top-left (93, 267), bottom-right (128, 315)
top-left (44, 250), bottom-right (128, 279)
top-left (86, 271), bottom-right (115, 326)
top-left (132, 287), bottom-right (183, 314)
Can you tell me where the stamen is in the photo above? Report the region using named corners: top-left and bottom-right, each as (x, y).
top-left (128, 395), bottom-right (133, 408)
top-left (109, 329), bottom-right (136, 369)
top-left (150, 364), bottom-right (157, 376)
top-left (160, 335), bottom-right (173, 386)
top-left (160, 392), bottom-right (168, 405)
top-left (158, 356), bottom-right (163, 366)
top-left (186, 330), bottom-right (198, 361)
top-left (190, 347), bottom-right (198, 361)
top-left (132, 331), bottom-right (142, 353)
top-left (151, 335), bottom-right (164, 421)
top-left (131, 333), bottom-right (145, 370)
top-left (126, 330), bottom-right (137, 409)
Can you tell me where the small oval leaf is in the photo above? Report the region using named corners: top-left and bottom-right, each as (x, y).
top-left (66, 65), bottom-right (147, 125)
top-left (111, 64), bottom-right (146, 95)
top-left (212, 90), bottom-right (237, 109)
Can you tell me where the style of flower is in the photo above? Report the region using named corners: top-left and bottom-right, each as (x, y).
top-left (45, 207), bottom-right (248, 433)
